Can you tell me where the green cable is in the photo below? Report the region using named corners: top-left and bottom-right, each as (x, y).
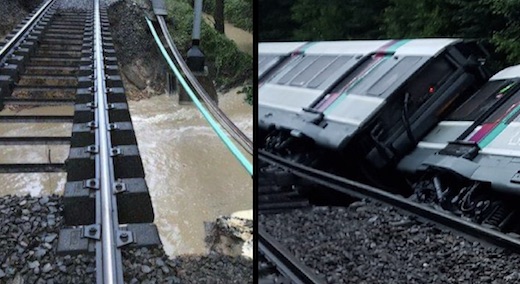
top-left (145, 17), bottom-right (253, 176)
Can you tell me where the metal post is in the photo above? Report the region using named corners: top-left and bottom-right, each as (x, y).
top-left (180, 0), bottom-right (218, 105)
top-left (187, 0), bottom-right (204, 72)
top-left (192, 0), bottom-right (202, 46)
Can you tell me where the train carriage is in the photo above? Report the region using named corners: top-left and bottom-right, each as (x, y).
top-left (259, 39), bottom-right (490, 170)
top-left (258, 42), bottom-right (307, 82)
top-left (399, 65), bottom-right (520, 196)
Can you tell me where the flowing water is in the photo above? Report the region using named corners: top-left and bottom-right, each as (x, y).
top-left (0, 88), bottom-right (252, 255)
top-left (0, 13), bottom-right (253, 256)
top-left (203, 13), bottom-right (253, 55)
top-left (128, 89), bottom-right (252, 255)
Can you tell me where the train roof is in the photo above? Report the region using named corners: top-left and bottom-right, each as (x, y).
top-left (259, 38), bottom-right (461, 57)
top-left (490, 65), bottom-right (520, 81)
top-left (258, 42), bottom-right (308, 55)
top-left (304, 38), bottom-right (461, 56)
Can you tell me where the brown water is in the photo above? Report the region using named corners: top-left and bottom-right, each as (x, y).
top-left (0, 88), bottom-right (252, 255)
top-left (128, 88), bottom-right (252, 255)
top-left (203, 14), bottom-right (253, 55)
top-left (0, 106), bottom-right (72, 196)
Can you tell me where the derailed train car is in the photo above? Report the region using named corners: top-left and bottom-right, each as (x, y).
top-left (259, 41), bottom-right (307, 83)
top-left (398, 65), bottom-right (520, 226)
top-left (259, 39), bottom-right (490, 174)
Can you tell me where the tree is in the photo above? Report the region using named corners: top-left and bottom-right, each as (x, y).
top-left (259, 0), bottom-right (299, 41)
top-left (486, 0), bottom-right (520, 66)
top-left (214, 0), bottom-right (225, 34)
top-left (290, 0), bottom-right (388, 40)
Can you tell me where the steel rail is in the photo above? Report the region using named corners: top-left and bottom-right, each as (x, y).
top-left (0, 0), bottom-right (56, 60)
top-left (259, 227), bottom-right (324, 284)
top-left (156, 16), bottom-right (253, 155)
top-left (93, 0), bottom-right (122, 283)
top-left (259, 149), bottom-right (520, 253)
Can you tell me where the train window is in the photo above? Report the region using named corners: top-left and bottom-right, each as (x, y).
top-left (307, 56), bottom-right (353, 88)
top-left (482, 88), bottom-right (520, 124)
top-left (328, 55), bottom-right (390, 95)
top-left (448, 80), bottom-right (511, 121)
top-left (258, 55), bottom-right (281, 77)
top-left (367, 57), bottom-right (421, 96)
top-left (404, 57), bottom-right (455, 113)
top-left (290, 56), bottom-right (337, 87)
top-left (277, 56), bottom-right (318, 85)
top-left (344, 55), bottom-right (398, 96)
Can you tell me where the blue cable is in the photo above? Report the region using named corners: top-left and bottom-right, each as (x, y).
top-left (145, 17), bottom-right (253, 176)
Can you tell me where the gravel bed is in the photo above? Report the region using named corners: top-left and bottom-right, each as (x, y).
top-left (260, 201), bottom-right (520, 284)
top-left (0, 194), bottom-right (252, 283)
top-left (0, 194), bottom-right (95, 283)
top-left (122, 247), bottom-right (253, 283)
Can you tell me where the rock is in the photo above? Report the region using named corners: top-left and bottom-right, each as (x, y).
top-left (42, 263), bottom-right (52, 273)
top-left (141, 265), bottom-right (152, 274)
top-left (28, 261), bottom-right (40, 269)
top-left (122, 64), bottom-right (147, 90)
top-left (156, 258), bottom-right (164, 267)
top-left (39, 196), bottom-right (49, 205)
top-left (44, 234), bottom-right (57, 243)
top-left (34, 248), bottom-right (46, 258)
top-left (205, 215), bottom-right (253, 258)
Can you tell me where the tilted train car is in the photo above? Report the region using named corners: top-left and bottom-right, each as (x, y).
top-left (258, 39), bottom-right (490, 173)
top-left (258, 42), bottom-right (307, 83)
top-left (398, 65), bottom-right (520, 223)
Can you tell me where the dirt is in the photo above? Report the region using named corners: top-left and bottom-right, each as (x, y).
top-left (0, 0), bottom-right (43, 41)
top-left (107, 0), bottom-right (167, 100)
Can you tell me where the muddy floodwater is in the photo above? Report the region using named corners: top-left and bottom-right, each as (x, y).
top-left (0, 88), bottom-right (252, 255)
top-left (129, 89), bottom-right (252, 255)
top-left (203, 14), bottom-right (253, 55)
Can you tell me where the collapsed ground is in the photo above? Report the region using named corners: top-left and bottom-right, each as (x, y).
top-left (0, 0), bottom-right (252, 282)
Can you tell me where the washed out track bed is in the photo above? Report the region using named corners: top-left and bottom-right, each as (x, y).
top-left (0, 194), bottom-right (252, 283)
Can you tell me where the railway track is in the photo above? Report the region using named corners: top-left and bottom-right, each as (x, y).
top-left (0, 0), bottom-right (159, 283)
top-left (259, 149), bottom-right (520, 277)
top-left (258, 227), bottom-right (323, 284)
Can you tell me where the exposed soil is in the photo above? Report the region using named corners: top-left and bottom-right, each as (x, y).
top-left (0, 0), bottom-right (43, 40)
top-left (107, 0), bottom-right (167, 100)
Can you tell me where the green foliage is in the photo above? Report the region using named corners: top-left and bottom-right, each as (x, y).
top-left (487, 0), bottom-right (520, 65)
top-left (291, 0), bottom-right (388, 40)
top-left (165, 0), bottom-right (252, 88)
top-left (238, 85), bottom-right (252, 105)
top-left (384, 0), bottom-right (501, 39)
top-left (260, 0), bottom-right (520, 71)
top-left (259, 0), bottom-right (298, 41)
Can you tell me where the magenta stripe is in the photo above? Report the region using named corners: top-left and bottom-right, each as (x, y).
top-left (316, 57), bottom-right (383, 112)
top-left (469, 123), bottom-right (496, 142)
top-left (314, 40), bottom-right (397, 112)
top-left (314, 93), bottom-right (340, 110)
top-left (375, 40), bottom-right (398, 55)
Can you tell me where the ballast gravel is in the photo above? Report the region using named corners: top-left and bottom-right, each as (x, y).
top-left (0, 195), bottom-right (252, 283)
top-left (260, 200), bottom-right (520, 284)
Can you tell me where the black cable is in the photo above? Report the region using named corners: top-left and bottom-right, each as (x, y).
top-left (402, 92), bottom-right (416, 144)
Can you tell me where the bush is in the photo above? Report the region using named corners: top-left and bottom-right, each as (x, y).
top-left (165, 0), bottom-right (252, 88)
top-left (203, 0), bottom-right (253, 32)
